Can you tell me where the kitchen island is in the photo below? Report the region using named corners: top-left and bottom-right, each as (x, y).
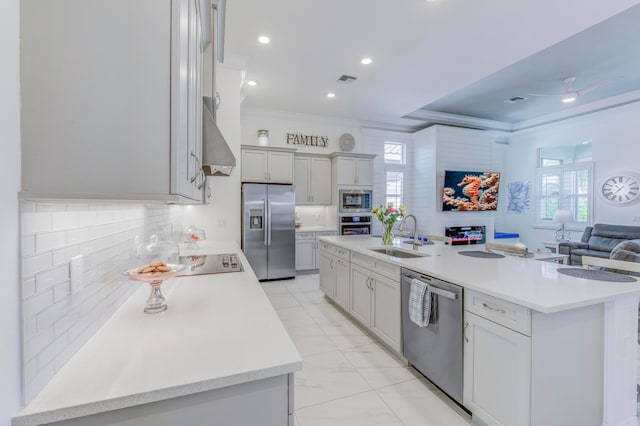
top-left (12, 242), bottom-right (302, 426)
top-left (318, 235), bottom-right (640, 426)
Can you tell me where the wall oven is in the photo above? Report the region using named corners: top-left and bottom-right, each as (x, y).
top-left (340, 215), bottom-right (372, 235)
top-left (339, 189), bottom-right (372, 213)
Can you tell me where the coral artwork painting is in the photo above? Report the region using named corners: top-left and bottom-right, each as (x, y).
top-left (507, 181), bottom-right (530, 214)
top-left (442, 171), bottom-right (500, 211)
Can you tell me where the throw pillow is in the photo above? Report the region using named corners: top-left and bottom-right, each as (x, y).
top-left (608, 239), bottom-right (640, 276)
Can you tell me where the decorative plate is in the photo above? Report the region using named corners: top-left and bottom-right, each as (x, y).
top-left (339, 133), bottom-right (355, 151)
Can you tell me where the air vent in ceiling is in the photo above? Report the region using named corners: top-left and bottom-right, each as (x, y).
top-left (337, 74), bottom-right (358, 84)
top-left (504, 96), bottom-right (528, 104)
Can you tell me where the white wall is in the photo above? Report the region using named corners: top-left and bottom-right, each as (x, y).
top-left (1, 0), bottom-right (22, 422)
top-left (502, 101), bottom-right (640, 250)
top-left (179, 65), bottom-right (243, 243)
top-left (412, 125), bottom-right (504, 241)
top-left (362, 129), bottom-right (414, 236)
top-left (241, 109), bottom-right (361, 154)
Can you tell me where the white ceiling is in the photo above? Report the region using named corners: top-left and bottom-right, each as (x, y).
top-left (224, 0), bottom-right (640, 130)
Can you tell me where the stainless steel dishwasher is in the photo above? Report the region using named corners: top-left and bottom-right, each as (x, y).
top-left (401, 268), bottom-right (463, 405)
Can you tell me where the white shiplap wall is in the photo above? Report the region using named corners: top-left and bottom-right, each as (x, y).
top-left (20, 201), bottom-right (173, 403)
top-left (412, 125), bottom-right (504, 240)
top-left (362, 129), bottom-right (413, 236)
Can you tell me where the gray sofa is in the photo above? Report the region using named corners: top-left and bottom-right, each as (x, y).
top-left (558, 223), bottom-right (640, 265)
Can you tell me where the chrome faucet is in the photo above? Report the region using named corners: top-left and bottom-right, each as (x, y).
top-left (394, 214), bottom-right (422, 250)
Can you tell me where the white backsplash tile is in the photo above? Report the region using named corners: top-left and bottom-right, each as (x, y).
top-left (25, 328), bottom-right (55, 361)
top-left (23, 252), bottom-right (53, 278)
top-left (22, 212), bottom-right (52, 235)
top-left (23, 290), bottom-right (53, 318)
top-left (52, 211), bottom-right (80, 230)
top-left (19, 200), bottom-right (173, 404)
top-left (23, 277), bottom-right (36, 299)
top-left (35, 265), bottom-right (69, 293)
top-left (22, 235), bottom-right (35, 256)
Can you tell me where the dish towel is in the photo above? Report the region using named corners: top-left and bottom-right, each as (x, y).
top-left (409, 278), bottom-right (432, 327)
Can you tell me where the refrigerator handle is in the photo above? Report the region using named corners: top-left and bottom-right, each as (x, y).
top-left (263, 199), bottom-right (268, 246)
top-left (267, 200), bottom-right (272, 246)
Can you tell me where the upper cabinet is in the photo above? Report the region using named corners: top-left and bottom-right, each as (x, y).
top-left (241, 146), bottom-right (296, 184)
top-left (20, 0), bottom-right (208, 203)
top-left (331, 153), bottom-right (376, 187)
top-left (294, 155), bottom-right (331, 205)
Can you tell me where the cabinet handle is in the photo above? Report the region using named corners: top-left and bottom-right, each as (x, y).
top-left (190, 151), bottom-right (200, 183)
top-left (197, 170), bottom-right (205, 190)
top-left (370, 278), bottom-right (374, 291)
top-left (330, 259), bottom-right (334, 270)
top-left (206, 185), bottom-right (212, 199)
top-left (464, 321), bottom-right (469, 343)
top-left (482, 303), bottom-right (507, 315)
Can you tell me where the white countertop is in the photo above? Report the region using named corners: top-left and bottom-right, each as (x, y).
top-left (320, 235), bottom-right (640, 314)
top-left (13, 241), bottom-right (302, 426)
top-left (295, 226), bottom-right (338, 233)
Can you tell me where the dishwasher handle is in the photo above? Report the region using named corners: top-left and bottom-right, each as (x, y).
top-left (430, 286), bottom-right (458, 300)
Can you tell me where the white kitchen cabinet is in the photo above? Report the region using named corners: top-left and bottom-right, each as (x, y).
top-left (295, 233), bottom-right (316, 271)
top-left (331, 153), bottom-right (375, 187)
top-left (334, 257), bottom-right (350, 311)
top-left (20, 0), bottom-right (207, 203)
top-left (463, 289), bottom-right (604, 426)
top-left (349, 257), bottom-right (401, 352)
top-left (371, 272), bottom-right (401, 350)
top-left (319, 252), bottom-right (336, 298)
top-left (296, 231), bottom-right (337, 271)
top-left (319, 245), bottom-right (402, 353)
top-left (350, 264), bottom-right (373, 327)
top-left (463, 311), bottom-right (531, 426)
top-left (294, 155), bottom-right (332, 205)
top-left (318, 240), bottom-right (349, 310)
top-left (241, 146), bottom-right (295, 184)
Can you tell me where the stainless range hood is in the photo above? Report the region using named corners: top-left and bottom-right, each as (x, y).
top-left (202, 96), bottom-right (235, 176)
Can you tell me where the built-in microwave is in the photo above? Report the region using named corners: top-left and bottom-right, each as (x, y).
top-left (339, 189), bottom-right (372, 213)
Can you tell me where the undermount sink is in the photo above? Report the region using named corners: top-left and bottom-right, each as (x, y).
top-left (369, 247), bottom-right (430, 259)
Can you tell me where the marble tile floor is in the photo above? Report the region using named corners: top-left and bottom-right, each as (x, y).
top-left (262, 274), bottom-right (472, 426)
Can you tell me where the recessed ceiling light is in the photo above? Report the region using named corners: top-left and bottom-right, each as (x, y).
top-left (562, 94), bottom-right (577, 103)
top-left (361, 57), bottom-right (373, 65)
top-left (258, 36), bottom-right (270, 44)
top-left (326, 92), bottom-right (336, 98)
top-left (247, 80), bottom-right (257, 87)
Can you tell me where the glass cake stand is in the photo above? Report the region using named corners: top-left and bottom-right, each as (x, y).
top-left (123, 264), bottom-right (185, 314)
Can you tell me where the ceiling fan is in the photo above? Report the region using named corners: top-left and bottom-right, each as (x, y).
top-left (528, 76), bottom-right (624, 103)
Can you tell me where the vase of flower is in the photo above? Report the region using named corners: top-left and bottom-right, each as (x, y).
top-left (382, 222), bottom-right (394, 245)
top-left (372, 202), bottom-right (406, 246)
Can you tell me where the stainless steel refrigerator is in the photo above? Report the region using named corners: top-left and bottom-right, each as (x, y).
top-left (242, 183), bottom-right (296, 280)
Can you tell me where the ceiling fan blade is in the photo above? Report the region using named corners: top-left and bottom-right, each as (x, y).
top-left (576, 76), bottom-right (624, 95)
top-left (528, 92), bottom-right (566, 97)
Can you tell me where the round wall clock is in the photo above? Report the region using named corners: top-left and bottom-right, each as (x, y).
top-left (600, 172), bottom-right (640, 205)
top-left (339, 133), bottom-right (355, 151)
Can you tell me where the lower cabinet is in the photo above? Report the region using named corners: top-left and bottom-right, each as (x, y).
top-left (349, 263), bottom-right (401, 353)
top-left (463, 311), bottom-right (531, 426)
top-left (296, 231), bottom-right (337, 271)
top-left (295, 235), bottom-right (316, 271)
top-left (334, 257), bottom-right (350, 311)
top-left (319, 251), bottom-right (336, 298)
top-left (318, 242), bottom-right (401, 354)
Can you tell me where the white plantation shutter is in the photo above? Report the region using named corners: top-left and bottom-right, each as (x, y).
top-left (536, 162), bottom-right (592, 226)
